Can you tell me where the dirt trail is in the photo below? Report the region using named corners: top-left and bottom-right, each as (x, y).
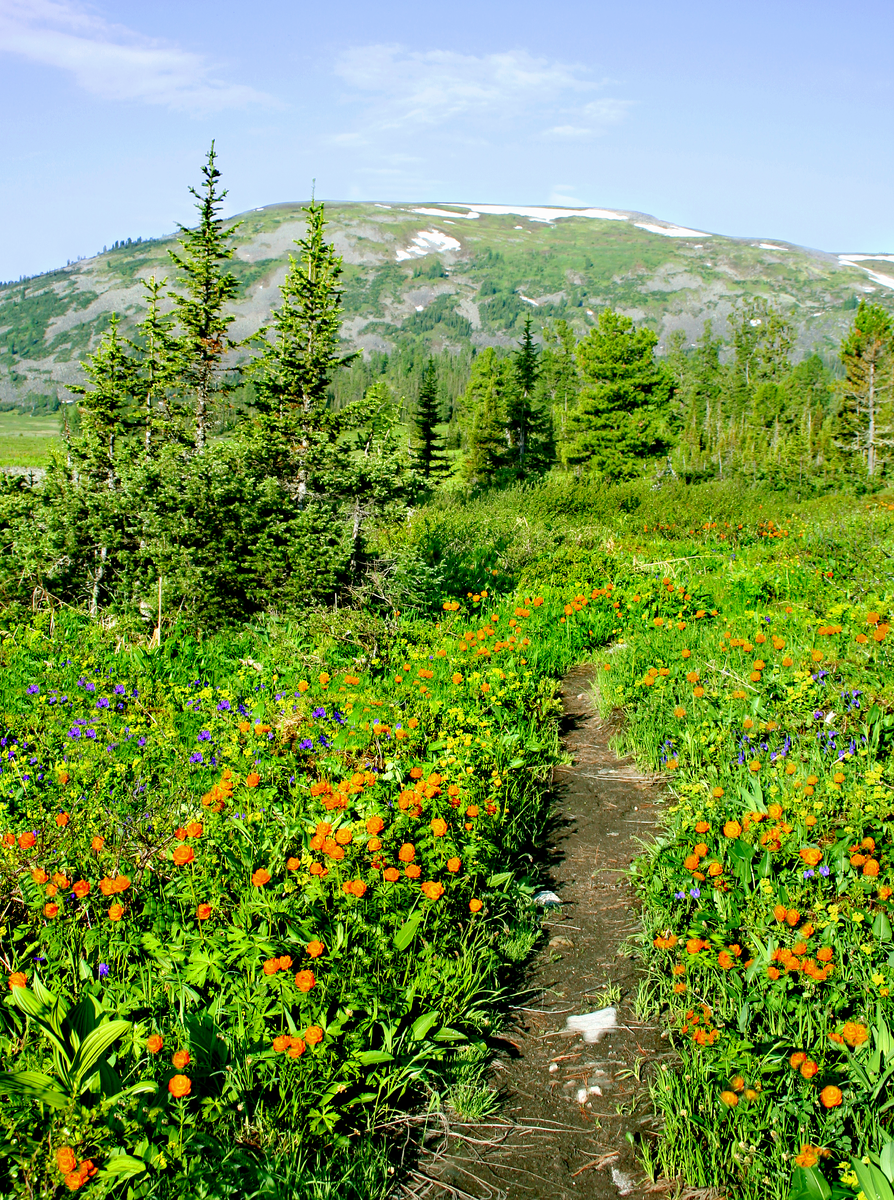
top-left (404, 665), bottom-right (667, 1200)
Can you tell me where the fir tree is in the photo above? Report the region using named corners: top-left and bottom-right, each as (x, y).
top-left (411, 359), bottom-right (449, 480)
top-left (506, 313), bottom-right (553, 474)
top-left (838, 301), bottom-right (894, 477)
top-left (167, 142), bottom-right (241, 451)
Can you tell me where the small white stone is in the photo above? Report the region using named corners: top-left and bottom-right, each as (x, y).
top-left (549, 1062), bottom-right (558, 1073)
top-left (566, 1006), bottom-right (618, 1044)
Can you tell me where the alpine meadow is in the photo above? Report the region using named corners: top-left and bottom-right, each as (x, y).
top-left (1, 146), bottom-right (894, 1200)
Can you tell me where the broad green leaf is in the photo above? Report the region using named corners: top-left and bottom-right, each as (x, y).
top-left (69, 1020), bottom-right (131, 1091)
top-left (98, 1154), bottom-right (148, 1180)
top-left (852, 1158), bottom-right (894, 1200)
top-left (356, 1050), bottom-right (394, 1065)
top-left (788, 1164), bottom-right (831, 1200)
top-left (879, 1141), bottom-right (894, 1184)
top-left (409, 1011), bottom-right (440, 1042)
top-left (0, 1070), bottom-right (69, 1109)
top-left (394, 910), bottom-right (422, 952)
top-left (874, 912), bottom-right (893, 943)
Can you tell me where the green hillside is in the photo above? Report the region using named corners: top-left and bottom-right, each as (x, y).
top-left (1, 201), bottom-right (891, 407)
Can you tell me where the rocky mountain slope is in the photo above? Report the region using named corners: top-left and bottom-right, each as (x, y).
top-left (2, 201), bottom-right (892, 404)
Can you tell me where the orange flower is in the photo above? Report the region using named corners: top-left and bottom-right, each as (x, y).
top-left (367, 837), bottom-right (382, 852)
top-left (863, 859), bottom-right (880, 877)
top-left (309, 862), bottom-right (327, 877)
top-left (789, 1051), bottom-right (806, 1070)
top-left (72, 880), bottom-right (90, 899)
top-left (795, 1145), bottom-right (820, 1169)
top-left (366, 815), bottom-right (384, 835)
top-left (398, 843), bottom-right (416, 863)
top-left (719, 1090), bottom-right (738, 1107)
top-left (108, 903), bottom-right (123, 921)
top-left (278, 956), bottom-right (292, 971)
top-left (56, 1147), bottom-right (77, 1174)
top-left (307, 940), bottom-right (324, 958)
top-left (263, 958), bottom-right (280, 975)
top-left (246, 773), bottom-right (261, 788)
top-left (56, 813), bottom-right (70, 828)
top-left (469, 898), bottom-right (483, 912)
top-left (172, 1049), bottom-right (191, 1069)
top-left (819, 1085), bottom-right (842, 1108)
top-left (841, 1022), bottom-right (869, 1047)
top-left (286, 856), bottom-right (300, 870)
top-left (723, 820), bottom-right (742, 839)
top-left (272, 1034), bottom-right (291, 1052)
top-left (31, 868), bottom-right (47, 884)
top-left (172, 845), bottom-right (195, 866)
top-left (287, 1038), bottom-right (306, 1058)
top-left (343, 879), bottom-right (368, 896)
top-left (452, 673), bottom-right (463, 685)
top-left (44, 902), bottom-right (59, 918)
top-left (334, 827), bottom-right (353, 846)
top-left (799, 848), bottom-right (823, 867)
top-left (146, 1034), bottom-right (163, 1053)
top-left (168, 1074), bottom-right (191, 1099)
top-left (383, 867), bottom-right (399, 882)
top-left (717, 951), bottom-right (734, 970)
top-left (421, 881), bottom-right (444, 900)
top-left (447, 857), bottom-right (461, 872)
top-left (305, 1025), bottom-right (324, 1046)
top-left (430, 818), bottom-right (448, 837)
top-left (712, 787), bottom-right (724, 798)
top-left (786, 909), bottom-right (800, 926)
top-left (294, 970), bottom-right (316, 992)
top-left (251, 868), bottom-right (271, 887)
top-left (800, 1059), bottom-right (819, 1079)
top-left (186, 822), bottom-right (203, 838)
top-left (404, 865), bottom-right (421, 880)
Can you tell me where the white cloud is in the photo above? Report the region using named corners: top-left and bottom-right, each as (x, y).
top-left (333, 44), bottom-right (625, 136)
top-left (0, 0), bottom-right (276, 113)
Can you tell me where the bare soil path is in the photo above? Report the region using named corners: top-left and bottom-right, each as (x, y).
top-left (403, 665), bottom-right (669, 1200)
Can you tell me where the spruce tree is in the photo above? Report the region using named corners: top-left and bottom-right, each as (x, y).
top-left (167, 143), bottom-right (240, 451)
top-left (838, 301), bottom-right (893, 477)
top-left (411, 359), bottom-right (449, 480)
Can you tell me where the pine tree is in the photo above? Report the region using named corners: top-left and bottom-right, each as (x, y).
top-left (251, 197), bottom-right (351, 503)
top-left (838, 301), bottom-right (894, 477)
top-left (540, 319), bottom-right (580, 459)
top-left (411, 359), bottom-right (449, 480)
top-left (463, 374), bottom-right (508, 485)
top-left (505, 313), bottom-right (553, 474)
top-left (566, 309), bottom-right (672, 478)
top-left (134, 276), bottom-right (177, 451)
top-left (167, 143), bottom-right (241, 451)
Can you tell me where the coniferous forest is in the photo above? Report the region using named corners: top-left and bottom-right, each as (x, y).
top-left (1, 150), bottom-right (894, 1200)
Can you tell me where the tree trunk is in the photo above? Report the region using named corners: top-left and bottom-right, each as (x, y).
top-left (90, 546), bottom-right (108, 618)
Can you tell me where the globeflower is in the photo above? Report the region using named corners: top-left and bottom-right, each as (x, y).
top-left (173, 845), bottom-right (195, 866)
top-left (168, 1074), bottom-right (191, 1099)
top-left (251, 868), bottom-right (271, 887)
top-left (421, 881), bottom-right (444, 900)
top-left (305, 1025), bottom-right (324, 1046)
top-left (295, 970), bottom-right (316, 992)
top-left (146, 1034), bottom-right (163, 1053)
top-left (172, 1050), bottom-right (190, 1069)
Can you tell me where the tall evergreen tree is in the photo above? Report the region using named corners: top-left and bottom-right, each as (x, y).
top-left (167, 142), bottom-right (241, 451)
top-left (505, 313), bottom-right (553, 473)
top-left (411, 359), bottom-right (449, 480)
top-left (566, 309), bottom-right (672, 478)
top-left (838, 301), bottom-right (894, 477)
top-left (251, 198), bottom-right (352, 503)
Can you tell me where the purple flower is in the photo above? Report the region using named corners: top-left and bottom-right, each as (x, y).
top-left (803, 869), bottom-right (815, 879)
top-left (217, 700), bottom-right (231, 712)
top-left (114, 684), bottom-right (126, 695)
top-left (96, 697), bottom-right (109, 709)
top-left (85, 729), bottom-right (97, 740)
top-left (819, 865), bottom-right (830, 877)
top-left (674, 890), bottom-right (686, 899)
top-left (689, 887), bottom-right (701, 899)
top-left (299, 738), bottom-right (313, 750)
top-left (68, 727), bottom-right (81, 739)
top-left (189, 751), bottom-right (203, 764)
top-left (85, 682), bottom-right (95, 693)
top-left (26, 684), bottom-right (39, 695)
top-left (312, 707), bottom-right (326, 719)
top-left (98, 963), bottom-right (109, 978)
top-left (197, 730), bottom-right (212, 742)
top-left (138, 737), bottom-right (146, 747)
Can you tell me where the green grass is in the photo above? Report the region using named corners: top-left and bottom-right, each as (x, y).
top-left (0, 410), bottom-right (61, 467)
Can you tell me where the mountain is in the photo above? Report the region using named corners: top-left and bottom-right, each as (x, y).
top-left (1, 200), bottom-right (892, 406)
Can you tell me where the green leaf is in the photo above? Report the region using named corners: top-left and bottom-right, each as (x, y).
top-left (878, 1141), bottom-right (894, 1184)
top-left (788, 1165), bottom-right (831, 1200)
top-left (98, 1154), bottom-right (148, 1180)
top-left (356, 1050), bottom-right (394, 1065)
top-left (409, 1011), bottom-right (440, 1042)
top-left (852, 1158), bottom-right (894, 1200)
top-left (69, 1020), bottom-right (131, 1092)
top-left (394, 910), bottom-right (422, 953)
top-left (874, 912), bottom-right (893, 943)
top-left (0, 1070), bottom-right (69, 1109)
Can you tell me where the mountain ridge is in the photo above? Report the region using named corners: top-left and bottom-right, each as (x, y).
top-left (2, 200), bottom-right (892, 406)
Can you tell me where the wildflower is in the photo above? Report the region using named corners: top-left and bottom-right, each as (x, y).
top-left (718, 951), bottom-right (734, 969)
top-left (398, 843), bottom-right (416, 863)
top-left (8, 972), bottom-right (26, 989)
top-left (146, 1034), bottom-right (163, 1053)
top-left (168, 1075), bottom-right (191, 1098)
top-left (172, 1049), bottom-right (190, 1069)
top-left (712, 787), bottom-right (724, 798)
top-left (91, 836), bottom-right (104, 851)
top-left (31, 868), bottom-right (47, 884)
top-left (719, 1090), bottom-right (738, 1107)
top-left (44, 902), bottom-right (59, 918)
top-left (343, 880), bottom-right (368, 896)
top-left (56, 813), bottom-right (69, 828)
top-left (305, 1025), bottom-right (324, 1046)
top-left (72, 881), bottom-right (90, 899)
top-left (295, 970), bottom-right (316, 992)
top-left (173, 845), bottom-right (195, 866)
top-left (383, 868), bottom-right (399, 882)
top-left (57, 1147), bottom-right (77, 1174)
top-left (469, 898), bottom-right (483, 912)
top-left (286, 857), bottom-right (300, 870)
top-left (272, 1035), bottom-right (291, 1052)
top-left (723, 819), bottom-right (742, 838)
top-left (263, 958), bottom-right (280, 975)
top-left (421, 881), bottom-right (444, 900)
top-left (246, 772), bottom-right (261, 788)
top-left (819, 1085), bottom-right (842, 1108)
top-left (841, 1022), bottom-right (869, 1047)
top-left (18, 831), bottom-right (36, 849)
top-left (251, 868), bottom-right (271, 887)
top-left (430, 818), bottom-right (447, 837)
top-left (287, 1037), bottom-right (306, 1058)
top-left (307, 940), bottom-right (324, 958)
top-left (800, 848), bottom-right (823, 867)
top-left (186, 822), bottom-right (203, 838)
top-left (404, 864), bottom-right (421, 880)
top-left (366, 815), bottom-right (384, 835)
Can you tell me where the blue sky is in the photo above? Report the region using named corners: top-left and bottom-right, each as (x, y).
top-left (1, 0), bottom-right (892, 280)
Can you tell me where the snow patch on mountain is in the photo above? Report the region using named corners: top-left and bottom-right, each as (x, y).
top-left (395, 229), bottom-right (462, 261)
top-left (635, 223), bottom-right (710, 238)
